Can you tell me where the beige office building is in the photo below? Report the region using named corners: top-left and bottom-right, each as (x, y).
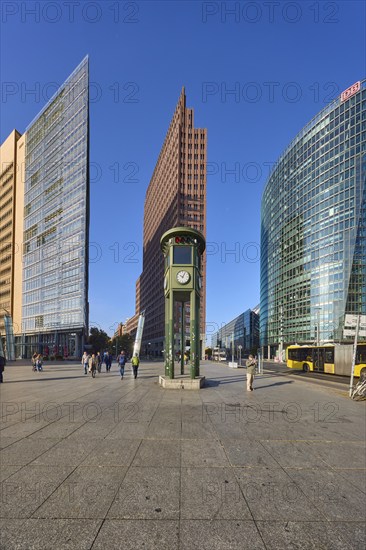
top-left (0, 130), bottom-right (25, 356)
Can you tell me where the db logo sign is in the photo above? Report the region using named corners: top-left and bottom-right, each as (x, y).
top-left (341, 81), bottom-right (361, 102)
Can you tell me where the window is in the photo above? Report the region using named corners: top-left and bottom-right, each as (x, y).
top-left (173, 246), bottom-right (191, 264)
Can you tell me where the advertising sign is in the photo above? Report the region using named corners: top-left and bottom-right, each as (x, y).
top-left (344, 314), bottom-right (366, 338)
top-left (341, 81), bottom-right (361, 102)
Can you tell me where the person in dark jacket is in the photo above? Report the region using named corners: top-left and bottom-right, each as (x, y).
top-left (117, 350), bottom-right (126, 379)
top-left (0, 354), bottom-right (6, 383)
top-left (97, 352), bottom-right (102, 373)
top-left (89, 354), bottom-right (97, 378)
top-left (104, 351), bottom-right (111, 372)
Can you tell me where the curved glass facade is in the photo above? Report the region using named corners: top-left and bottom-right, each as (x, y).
top-left (261, 80), bottom-right (366, 348)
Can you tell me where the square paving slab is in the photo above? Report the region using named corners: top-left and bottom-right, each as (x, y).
top-left (1, 360), bottom-right (365, 548)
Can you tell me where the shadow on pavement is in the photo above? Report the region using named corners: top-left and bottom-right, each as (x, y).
top-left (3, 373), bottom-right (160, 384)
top-left (204, 377), bottom-right (295, 388)
top-left (257, 380), bottom-right (294, 389)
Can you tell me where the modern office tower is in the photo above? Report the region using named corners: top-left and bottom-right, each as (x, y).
top-left (0, 130), bottom-right (25, 357)
top-left (18, 56), bottom-right (89, 358)
top-left (129, 88), bottom-right (207, 356)
top-left (211, 307), bottom-right (260, 360)
top-left (260, 80), bottom-right (366, 356)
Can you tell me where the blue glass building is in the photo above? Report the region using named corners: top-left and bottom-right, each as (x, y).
top-left (211, 307), bottom-right (260, 360)
top-left (261, 80), bottom-right (366, 353)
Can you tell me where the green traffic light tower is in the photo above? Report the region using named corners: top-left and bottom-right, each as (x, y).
top-left (160, 227), bottom-right (205, 380)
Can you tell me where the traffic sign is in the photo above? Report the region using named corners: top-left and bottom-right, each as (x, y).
top-left (344, 315), bottom-right (366, 337)
top-left (344, 314), bottom-right (366, 327)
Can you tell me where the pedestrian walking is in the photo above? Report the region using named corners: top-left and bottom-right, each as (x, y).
top-left (97, 352), bottom-right (102, 373)
top-left (246, 354), bottom-right (257, 391)
top-left (0, 354), bottom-right (6, 383)
top-left (32, 352), bottom-right (38, 372)
top-left (104, 351), bottom-right (110, 372)
top-left (36, 354), bottom-right (43, 372)
top-left (89, 353), bottom-right (97, 378)
top-left (82, 351), bottom-right (89, 375)
top-left (131, 354), bottom-right (139, 379)
top-left (117, 350), bottom-right (126, 379)
top-left (108, 353), bottom-right (113, 372)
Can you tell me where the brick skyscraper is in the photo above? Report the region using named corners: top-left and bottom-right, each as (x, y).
top-left (130, 88), bottom-right (207, 357)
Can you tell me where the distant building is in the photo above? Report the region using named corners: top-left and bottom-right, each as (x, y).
top-left (211, 307), bottom-right (260, 360)
top-left (0, 57), bottom-right (90, 359)
top-left (0, 130), bottom-right (25, 350)
top-left (261, 79), bottom-right (366, 357)
top-left (114, 322), bottom-right (126, 338)
top-left (127, 88), bottom-right (207, 357)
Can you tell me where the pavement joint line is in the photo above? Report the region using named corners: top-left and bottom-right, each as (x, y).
top-left (195, 385), bottom-right (271, 549)
top-left (1, 361), bottom-right (365, 548)
top-left (257, 439), bottom-right (331, 523)
top-left (3, 382), bottom-right (152, 438)
top-left (0, 380), bottom-right (138, 423)
top-left (87, 383), bottom-right (167, 548)
top-left (200, 378), bottom-right (346, 528)
top-left (178, 394), bottom-right (183, 549)
top-left (27, 445), bottom-right (102, 520)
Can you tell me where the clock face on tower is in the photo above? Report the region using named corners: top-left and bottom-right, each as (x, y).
top-left (176, 270), bottom-right (190, 284)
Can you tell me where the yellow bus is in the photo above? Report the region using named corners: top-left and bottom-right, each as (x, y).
top-left (286, 343), bottom-right (366, 377)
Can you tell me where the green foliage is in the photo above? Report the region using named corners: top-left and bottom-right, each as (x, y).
top-left (110, 334), bottom-right (134, 356)
top-left (88, 327), bottom-right (110, 352)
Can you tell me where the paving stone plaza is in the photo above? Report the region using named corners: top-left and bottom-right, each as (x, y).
top-left (0, 360), bottom-right (365, 549)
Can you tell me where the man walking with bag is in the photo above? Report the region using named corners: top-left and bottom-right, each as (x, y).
top-left (131, 354), bottom-right (139, 379)
top-left (117, 350), bottom-right (126, 379)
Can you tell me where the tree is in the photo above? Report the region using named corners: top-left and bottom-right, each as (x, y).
top-left (111, 334), bottom-right (134, 357)
top-left (88, 327), bottom-right (110, 352)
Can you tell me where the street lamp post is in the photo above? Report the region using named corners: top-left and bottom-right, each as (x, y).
top-left (238, 345), bottom-right (242, 366)
top-left (315, 307), bottom-right (321, 346)
top-left (279, 304), bottom-right (283, 362)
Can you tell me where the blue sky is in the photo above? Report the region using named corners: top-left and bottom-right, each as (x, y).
top-left (1, 0), bottom-right (365, 341)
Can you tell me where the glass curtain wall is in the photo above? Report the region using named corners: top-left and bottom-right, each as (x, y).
top-left (261, 80), bottom-right (366, 348)
top-left (211, 309), bottom-right (259, 358)
top-left (21, 57), bottom-right (89, 358)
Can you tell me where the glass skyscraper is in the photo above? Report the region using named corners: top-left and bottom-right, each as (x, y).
top-left (21, 57), bottom-right (89, 358)
top-left (261, 80), bottom-right (366, 352)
